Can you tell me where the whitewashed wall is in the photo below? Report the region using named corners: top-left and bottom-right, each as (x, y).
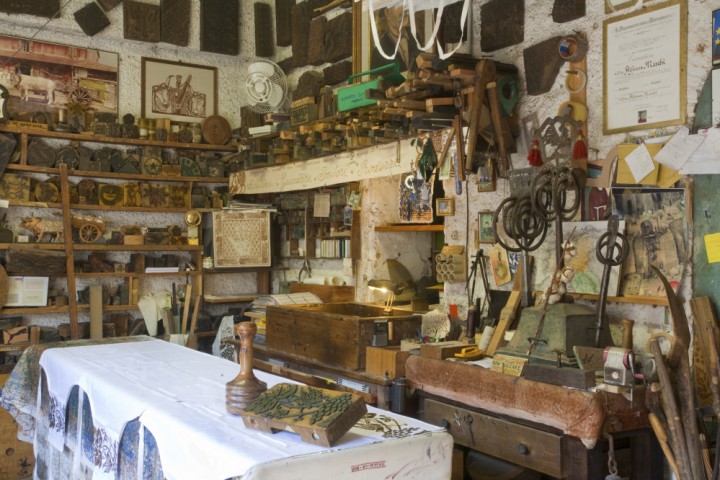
top-left (0, 1), bottom-right (714, 347)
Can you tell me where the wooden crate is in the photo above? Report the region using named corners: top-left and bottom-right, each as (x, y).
top-left (0, 372), bottom-right (34, 478)
top-left (266, 303), bottom-right (421, 370)
top-left (365, 346), bottom-right (410, 378)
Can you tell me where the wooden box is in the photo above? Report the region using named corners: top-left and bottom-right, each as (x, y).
top-left (266, 303), bottom-right (421, 370)
top-left (2, 325), bottom-right (29, 344)
top-left (420, 341), bottom-right (470, 360)
top-left (365, 346), bottom-right (410, 378)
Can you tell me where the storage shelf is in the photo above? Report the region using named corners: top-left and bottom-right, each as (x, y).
top-left (375, 224), bottom-right (444, 232)
top-left (566, 292), bottom-right (669, 306)
top-left (1, 306), bottom-right (68, 315)
top-left (203, 266), bottom-right (277, 274)
top-left (0, 243), bottom-right (202, 252)
top-left (0, 342), bottom-right (32, 353)
top-left (75, 271), bottom-right (200, 278)
top-left (77, 304), bottom-right (140, 312)
top-left (0, 124), bottom-right (237, 152)
top-left (5, 164), bottom-right (229, 184)
top-left (9, 200), bottom-right (192, 213)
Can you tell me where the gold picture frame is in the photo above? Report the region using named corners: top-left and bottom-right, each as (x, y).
top-left (435, 198), bottom-right (455, 217)
top-left (602, 0), bottom-right (687, 134)
top-left (478, 211), bottom-right (496, 243)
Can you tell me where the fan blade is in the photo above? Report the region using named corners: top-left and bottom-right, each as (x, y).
top-left (267, 83), bottom-right (285, 107)
top-left (248, 61), bottom-right (275, 77)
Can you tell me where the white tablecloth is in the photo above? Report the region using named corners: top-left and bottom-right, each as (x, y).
top-left (37, 338), bottom-right (452, 480)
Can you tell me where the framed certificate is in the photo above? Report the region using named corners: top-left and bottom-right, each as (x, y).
top-left (603, 0), bottom-right (687, 134)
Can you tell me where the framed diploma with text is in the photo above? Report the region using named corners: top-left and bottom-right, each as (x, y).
top-left (603, 0), bottom-right (687, 134)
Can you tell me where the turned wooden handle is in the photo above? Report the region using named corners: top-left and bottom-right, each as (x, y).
top-left (621, 319), bottom-right (634, 350)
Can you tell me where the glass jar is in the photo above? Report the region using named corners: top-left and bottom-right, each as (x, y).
top-left (191, 123), bottom-right (202, 144)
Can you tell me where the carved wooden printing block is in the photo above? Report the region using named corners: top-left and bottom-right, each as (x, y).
top-left (200, 0), bottom-right (239, 55)
top-left (74, 2), bottom-right (110, 37)
top-left (161, 0), bottom-right (191, 47)
top-left (124, 0), bottom-right (161, 43)
top-left (241, 383), bottom-right (367, 447)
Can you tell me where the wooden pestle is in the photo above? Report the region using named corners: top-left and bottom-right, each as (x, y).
top-left (226, 322), bottom-right (267, 414)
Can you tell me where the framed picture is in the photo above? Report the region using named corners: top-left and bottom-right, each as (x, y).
top-left (478, 211), bottom-right (495, 243)
top-left (604, 0), bottom-right (644, 14)
top-left (212, 210), bottom-right (271, 268)
top-left (0, 35), bottom-right (119, 114)
top-left (611, 187), bottom-right (686, 297)
top-left (141, 57), bottom-right (217, 123)
top-left (603, 0), bottom-right (687, 134)
top-left (435, 198), bottom-right (455, 217)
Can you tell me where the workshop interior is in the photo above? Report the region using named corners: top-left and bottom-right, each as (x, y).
top-left (0, 0), bottom-right (717, 478)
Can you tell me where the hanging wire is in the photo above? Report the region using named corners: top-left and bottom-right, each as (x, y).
top-left (0, 0), bottom-right (72, 68)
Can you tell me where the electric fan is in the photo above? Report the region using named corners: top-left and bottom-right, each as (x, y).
top-left (239, 59), bottom-right (288, 114)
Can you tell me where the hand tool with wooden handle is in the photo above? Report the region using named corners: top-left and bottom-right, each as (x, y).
top-left (465, 60), bottom-right (496, 173)
top-left (649, 412), bottom-right (681, 479)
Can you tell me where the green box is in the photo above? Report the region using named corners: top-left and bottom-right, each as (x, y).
top-left (336, 63), bottom-right (404, 113)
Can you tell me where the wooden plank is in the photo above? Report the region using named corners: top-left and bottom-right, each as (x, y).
top-left (180, 283), bottom-right (192, 334)
top-left (59, 164), bottom-right (79, 340)
top-left (288, 282), bottom-right (355, 303)
top-left (375, 224), bottom-right (444, 232)
top-left (89, 284), bottom-right (103, 339)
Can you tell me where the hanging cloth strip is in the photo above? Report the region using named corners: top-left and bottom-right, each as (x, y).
top-left (368, 0), bottom-right (471, 61)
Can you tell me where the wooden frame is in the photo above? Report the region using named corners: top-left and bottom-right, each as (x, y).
top-left (603, 0), bottom-right (687, 134)
top-left (0, 34), bottom-right (119, 115)
top-left (435, 198), bottom-right (455, 217)
top-left (141, 57), bottom-right (217, 123)
top-left (478, 211), bottom-right (495, 243)
top-left (212, 210), bottom-right (271, 268)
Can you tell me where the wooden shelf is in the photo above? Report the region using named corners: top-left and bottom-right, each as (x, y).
top-left (70, 204), bottom-right (190, 213)
top-left (0, 123), bottom-right (237, 152)
top-left (0, 243), bottom-right (202, 252)
top-left (5, 164), bottom-right (229, 184)
top-left (75, 271), bottom-right (200, 278)
top-left (77, 304), bottom-right (140, 312)
top-left (72, 244), bottom-right (203, 252)
top-left (566, 292), bottom-right (669, 307)
top-left (203, 294), bottom-right (258, 304)
top-left (1, 306), bottom-right (69, 315)
top-left (375, 224), bottom-right (444, 232)
top-left (203, 266), bottom-right (276, 274)
top-left (0, 342), bottom-right (32, 353)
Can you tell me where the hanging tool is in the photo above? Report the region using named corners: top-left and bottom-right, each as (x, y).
top-left (465, 249), bottom-right (482, 338)
top-left (593, 215), bottom-right (628, 347)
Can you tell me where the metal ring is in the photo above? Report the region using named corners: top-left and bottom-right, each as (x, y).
top-left (565, 69), bottom-right (587, 94)
top-left (558, 35), bottom-right (588, 62)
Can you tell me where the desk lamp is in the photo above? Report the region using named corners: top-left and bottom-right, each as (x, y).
top-left (368, 259), bottom-right (415, 313)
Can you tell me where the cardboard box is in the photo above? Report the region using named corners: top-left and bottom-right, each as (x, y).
top-left (2, 326), bottom-right (29, 344)
top-left (366, 346), bottom-right (410, 378)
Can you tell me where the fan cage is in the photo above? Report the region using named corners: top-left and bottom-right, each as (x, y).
top-left (241, 61), bottom-right (288, 114)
